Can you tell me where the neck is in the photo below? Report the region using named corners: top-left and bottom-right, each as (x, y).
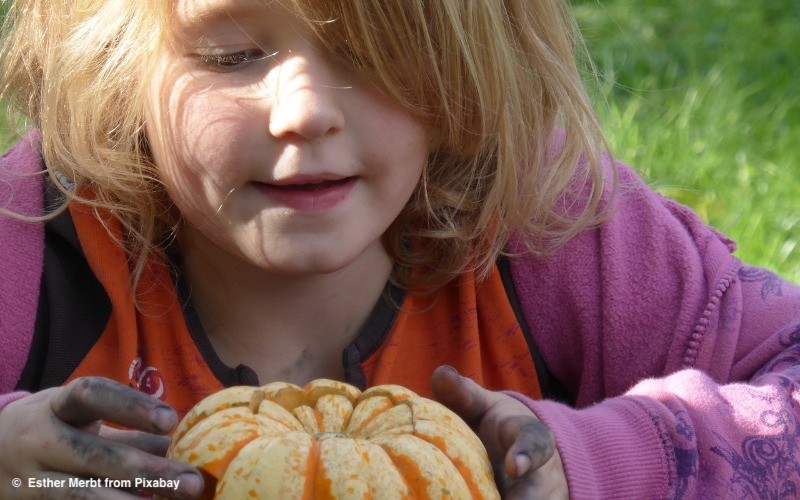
top-left (179, 234), bottom-right (393, 386)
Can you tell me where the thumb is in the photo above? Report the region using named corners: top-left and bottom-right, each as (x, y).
top-left (430, 365), bottom-right (497, 426)
top-left (500, 416), bottom-right (556, 477)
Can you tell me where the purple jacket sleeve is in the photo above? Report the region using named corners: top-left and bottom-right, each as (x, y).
top-left (0, 132), bottom-right (45, 398)
top-left (508, 160), bottom-right (800, 498)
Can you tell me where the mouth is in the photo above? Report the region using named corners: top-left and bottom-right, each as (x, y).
top-left (254, 176), bottom-right (357, 211)
top-left (271, 177), bottom-right (353, 192)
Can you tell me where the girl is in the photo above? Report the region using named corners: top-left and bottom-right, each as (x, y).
top-left (1, 0), bottom-right (799, 498)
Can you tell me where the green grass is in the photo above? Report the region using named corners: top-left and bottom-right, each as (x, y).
top-left (0, 106), bottom-right (21, 151)
top-left (572, 0), bottom-right (800, 283)
top-left (0, 1), bottom-right (21, 151)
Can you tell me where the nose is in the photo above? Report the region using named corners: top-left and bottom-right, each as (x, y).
top-left (268, 55), bottom-right (346, 140)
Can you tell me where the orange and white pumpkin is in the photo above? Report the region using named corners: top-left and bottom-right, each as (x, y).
top-left (164, 379), bottom-right (500, 499)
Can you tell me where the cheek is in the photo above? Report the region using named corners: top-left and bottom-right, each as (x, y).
top-left (147, 84), bottom-right (244, 203)
top-left (386, 121), bottom-right (430, 190)
top-left (362, 99), bottom-right (430, 186)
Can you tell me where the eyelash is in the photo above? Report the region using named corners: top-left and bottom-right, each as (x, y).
top-left (194, 48), bottom-right (276, 72)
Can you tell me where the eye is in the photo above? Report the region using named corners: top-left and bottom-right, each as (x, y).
top-left (194, 48), bottom-right (276, 72)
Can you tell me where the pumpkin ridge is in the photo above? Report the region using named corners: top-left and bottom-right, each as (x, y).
top-left (169, 386), bottom-right (257, 448)
top-left (382, 442), bottom-right (430, 498)
top-left (407, 408), bottom-right (489, 498)
top-left (414, 430), bottom-right (487, 499)
top-left (385, 451), bottom-right (416, 499)
top-left (313, 407), bottom-right (325, 433)
top-left (403, 396), bottom-right (486, 453)
top-left (351, 400), bottom-right (416, 442)
top-left (301, 435), bottom-right (320, 500)
top-left (202, 437), bottom-right (252, 484)
top-left (316, 393), bottom-right (354, 433)
top-left (311, 436), bottom-right (338, 499)
top-left (346, 396), bottom-right (395, 439)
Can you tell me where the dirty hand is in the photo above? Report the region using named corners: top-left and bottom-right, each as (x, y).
top-left (431, 366), bottom-right (568, 499)
top-left (0, 376), bottom-right (203, 499)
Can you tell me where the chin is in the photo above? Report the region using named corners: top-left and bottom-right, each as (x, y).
top-left (262, 252), bottom-right (357, 277)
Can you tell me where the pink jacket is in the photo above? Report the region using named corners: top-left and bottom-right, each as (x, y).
top-left (2, 133), bottom-right (800, 498)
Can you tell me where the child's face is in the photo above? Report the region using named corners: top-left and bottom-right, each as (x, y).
top-left (146, 0), bottom-right (430, 276)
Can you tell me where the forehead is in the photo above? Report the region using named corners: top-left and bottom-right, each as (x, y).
top-left (171, 0), bottom-right (283, 23)
top-left (168, 0), bottom-right (305, 41)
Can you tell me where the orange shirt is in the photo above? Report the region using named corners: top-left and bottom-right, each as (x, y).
top-left (65, 202), bottom-right (541, 420)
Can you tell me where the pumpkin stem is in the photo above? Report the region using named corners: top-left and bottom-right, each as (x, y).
top-left (314, 432), bottom-right (347, 440)
top-left (249, 390), bottom-right (266, 414)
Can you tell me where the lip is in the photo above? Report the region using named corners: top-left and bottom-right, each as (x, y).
top-left (253, 175), bottom-right (357, 211)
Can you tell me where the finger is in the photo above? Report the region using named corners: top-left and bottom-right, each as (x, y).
top-left (51, 377), bottom-right (177, 434)
top-left (430, 365), bottom-right (501, 425)
top-left (502, 451), bottom-right (569, 500)
top-left (98, 426), bottom-right (172, 456)
top-left (498, 416), bottom-right (555, 477)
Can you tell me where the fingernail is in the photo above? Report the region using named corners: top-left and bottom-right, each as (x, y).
top-left (515, 453), bottom-right (532, 476)
top-left (177, 472), bottom-right (204, 497)
top-left (439, 365), bottom-right (459, 377)
top-left (152, 406), bottom-right (178, 433)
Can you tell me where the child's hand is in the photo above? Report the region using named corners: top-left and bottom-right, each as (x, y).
top-left (431, 366), bottom-right (568, 499)
top-left (0, 377), bottom-right (203, 499)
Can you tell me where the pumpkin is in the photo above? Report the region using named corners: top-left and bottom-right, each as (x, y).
top-left (162, 379), bottom-right (500, 499)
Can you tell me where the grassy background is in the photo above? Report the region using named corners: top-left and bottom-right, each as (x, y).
top-left (571, 0), bottom-right (800, 283)
top-left (2, 1), bottom-right (799, 281)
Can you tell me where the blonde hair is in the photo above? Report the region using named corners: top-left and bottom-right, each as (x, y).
top-left (1, 0), bottom-right (613, 291)
top-left (1, 0), bottom-right (169, 281)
